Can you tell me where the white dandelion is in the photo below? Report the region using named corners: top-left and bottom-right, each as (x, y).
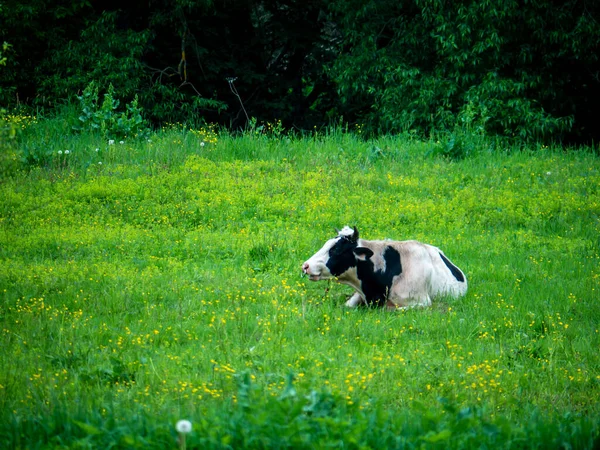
top-left (176, 420), bottom-right (192, 433)
top-left (176, 420), bottom-right (192, 450)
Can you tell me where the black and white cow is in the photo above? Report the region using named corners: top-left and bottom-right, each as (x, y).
top-left (302, 226), bottom-right (467, 309)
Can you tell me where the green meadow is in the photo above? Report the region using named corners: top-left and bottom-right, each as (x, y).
top-left (1, 118), bottom-right (599, 448)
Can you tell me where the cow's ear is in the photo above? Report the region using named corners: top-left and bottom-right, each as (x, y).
top-left (353, 247), bottom-right (374, 261)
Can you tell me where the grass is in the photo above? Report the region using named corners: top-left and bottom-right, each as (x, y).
top-left (1, 114), bottom-right (599, 448)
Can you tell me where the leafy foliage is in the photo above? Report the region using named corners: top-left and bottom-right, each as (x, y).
top-left (1, 0), bottom-right (338, 129)
top-left (0, 41), bottom-right (10, 68)
top-left (73, 82), bottom-right (149, 139)
top-left (37, 11), bottom-right (150, 106)
top-left (1, 0), bottom-right (599, 142)
top-left (0, 0), bottom-right (91, 103)
top-left (329, 0), bottom-right (600, 142)
top-left (1, 43), bottom-right (20, 175)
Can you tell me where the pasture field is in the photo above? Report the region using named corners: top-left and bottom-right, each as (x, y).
top-left (1, 119), bottom-right (600, 448)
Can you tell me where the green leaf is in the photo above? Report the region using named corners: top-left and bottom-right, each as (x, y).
top-left (72, 420), bottom-right (102, 436)
top-left (422, 429), bottom-right (452, 443)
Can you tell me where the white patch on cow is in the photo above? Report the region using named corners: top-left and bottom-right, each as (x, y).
top-left (337, 226), bottom-right (355, 237)
top-left (301, 236), bottom-right (339, 281)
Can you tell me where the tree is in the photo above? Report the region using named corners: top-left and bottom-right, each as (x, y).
top-left (1, 0), bottom-right (339, 129)
top-left (1, 0), bottom-right (599, 142)
top-left (329, 0), bottom-right (600, 142)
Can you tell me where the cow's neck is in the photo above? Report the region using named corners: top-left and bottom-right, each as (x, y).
top-left (336, 268), bottom-right (362, 292)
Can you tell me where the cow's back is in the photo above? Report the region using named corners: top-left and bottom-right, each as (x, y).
top-left (384, 240), bottom-right (467, 301)
top-left (421, 242), bottom-right (468, 298)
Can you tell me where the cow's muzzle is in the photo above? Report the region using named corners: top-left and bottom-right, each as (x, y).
top-left (302, 262), bottom-right (324, 281)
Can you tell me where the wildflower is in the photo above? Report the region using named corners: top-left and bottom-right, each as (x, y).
top-left (58, 150), bottom-right (63, 155)
top-left (119, 140), bottom-right (124, 145)
top-left (200, 142), bottom-right (205, 147)
top-left (64, 150), bottom-right (70, 154)
top-left (546, 172), bottom-right (551, 176)
top-left (176, 419), bottom-right (192, 450)
top-left (108, 140), bottom-right (115, 145)
top-left (98, 162), bottom-right (102, 165)
top-left (95, 148), bottom-right (99, 152)
top-left (176, 420), bottom-right (192, 433)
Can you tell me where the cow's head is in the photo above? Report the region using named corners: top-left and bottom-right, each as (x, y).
top-left (302, 226), bottom-right (371, 280)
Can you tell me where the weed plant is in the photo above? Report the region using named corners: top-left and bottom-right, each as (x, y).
top-left (1, 115), bottom-right (599, 448)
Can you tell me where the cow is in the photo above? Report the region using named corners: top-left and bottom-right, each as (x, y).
top-left (301, 226), bottom-right (467, 309)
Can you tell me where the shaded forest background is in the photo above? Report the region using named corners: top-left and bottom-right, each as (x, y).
top-left (1, 0), bottom-right (599, 143)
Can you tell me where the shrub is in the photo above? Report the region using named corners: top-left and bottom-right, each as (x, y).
top-left (73, 82), bottom-right (149, 139)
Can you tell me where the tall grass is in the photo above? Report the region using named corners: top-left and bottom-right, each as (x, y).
top-left (1, 115), bottom-right (599, 448)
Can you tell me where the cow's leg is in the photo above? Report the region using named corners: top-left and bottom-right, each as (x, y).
top-left (412, 294), bottom-right (432, 308)
top-left (345, 292), bottom-right (365, 308)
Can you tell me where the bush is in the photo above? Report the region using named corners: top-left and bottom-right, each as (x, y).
top-left (329, 0), bottom-right (599, 143)
top-left (73, 82), bottom-right (149, 139)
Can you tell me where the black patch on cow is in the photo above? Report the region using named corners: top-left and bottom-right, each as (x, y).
top-left (325, 236), bottom-right (359, 277)
top-left (439, 252), bottom-right (465, 282)
top-left (356, 246), bottom-right (402, 307)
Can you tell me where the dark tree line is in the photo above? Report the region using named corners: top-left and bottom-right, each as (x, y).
top-left (1, 0), bottom-right (599, 143)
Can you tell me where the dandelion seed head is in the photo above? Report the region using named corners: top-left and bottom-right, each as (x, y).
top-left (176, 419), bottom-right (192, 433)
top-left (108, 140), bottom-right (115, 145)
